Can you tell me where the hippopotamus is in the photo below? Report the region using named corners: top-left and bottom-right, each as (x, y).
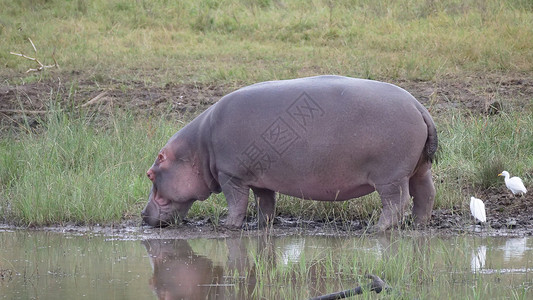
top-left (142, 75), bottom-right (438, 231)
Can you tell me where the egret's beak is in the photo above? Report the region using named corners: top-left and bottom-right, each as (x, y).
top-left (498, 173), bottom-right (503, 176)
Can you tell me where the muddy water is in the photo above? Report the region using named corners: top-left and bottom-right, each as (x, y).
top-left (0, 230), bottom-right (531, 299)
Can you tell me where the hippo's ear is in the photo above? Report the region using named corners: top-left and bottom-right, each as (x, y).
top-left (157, 152), bottom-right (166, 163)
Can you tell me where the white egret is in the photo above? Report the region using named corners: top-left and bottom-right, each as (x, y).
top-left (498, 171), bottom-right (527, 196)
top-left (470, 196), bottom-right (486, 223)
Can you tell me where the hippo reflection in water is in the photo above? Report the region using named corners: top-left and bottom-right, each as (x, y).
top-left (142, 237), bottom-right (394, 299)
top-left (142, 239), bottom-right (225, 300)
top-left (142, 238), bottom-right (257, 300)
top-left (142, 76), bottom-right (438, 230)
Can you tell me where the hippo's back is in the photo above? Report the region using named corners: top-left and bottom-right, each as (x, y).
top-left (206, 75), bottom-right (432, 199)
top-left (214, 75), bottom-right (418, 117)
top-left (209, 75), bottom-right (426, 144)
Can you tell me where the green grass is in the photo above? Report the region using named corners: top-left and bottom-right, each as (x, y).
top-left (434, 110), bottom-right (533, 205)
top-left (1, 103), bottom-right (531, 226)
top-left (0, 104), bottom-right (179, 225)
top-left (2, 0), bottom-right (533, 84)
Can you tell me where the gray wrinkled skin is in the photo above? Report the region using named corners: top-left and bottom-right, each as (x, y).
top-left (142, 75), bottom-right (438, 231)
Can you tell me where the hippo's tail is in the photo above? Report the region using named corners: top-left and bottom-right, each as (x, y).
top-left (415, 103), bottom-right (438, 164)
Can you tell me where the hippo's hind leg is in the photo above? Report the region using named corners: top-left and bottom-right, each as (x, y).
top-left (219, 174), bottom-right (250, 229)
top-left (375, 179), bottom-right (410, 231)
top-left (409, 166), bottom-right (435, 227)
top-left (251, 187), bottom-right (276, 228)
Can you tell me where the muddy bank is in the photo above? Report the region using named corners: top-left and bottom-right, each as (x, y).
top-left (2, 207), bottom-right (532, 240)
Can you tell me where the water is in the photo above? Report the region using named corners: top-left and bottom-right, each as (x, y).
top-left (0, 230), bottom-right (531, 299)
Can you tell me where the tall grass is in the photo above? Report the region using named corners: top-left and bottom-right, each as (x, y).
top-left (2, 101), bottom-right (531, 226)
top-left (2, 0), bottom-right (532, 84)
top-left (434, 110), bottom-right (533, 206)
top-left (0, 104), bottom-right (179, 225)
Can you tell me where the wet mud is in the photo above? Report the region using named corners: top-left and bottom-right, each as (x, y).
top-left (2, 206), bottom-right (532, 241)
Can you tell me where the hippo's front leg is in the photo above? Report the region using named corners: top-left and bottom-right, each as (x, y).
top-left (219, 174), bottom-right (249, 229)
top-left (252, 187), bottom-right (276, 228)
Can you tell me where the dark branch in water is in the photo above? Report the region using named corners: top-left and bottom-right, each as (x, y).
top-left (308, 274), bottom-right (392, 300)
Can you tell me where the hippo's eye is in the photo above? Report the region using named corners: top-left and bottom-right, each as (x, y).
top-left (157, 153), bottom-right (165, 163)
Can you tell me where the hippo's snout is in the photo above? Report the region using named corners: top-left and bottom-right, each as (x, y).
top-left (141, 210), bottom-right (170, 228)
top-left (141, 207), bottom-right (148, 219)
top-left (141, 206), bottom-right (153, 226)
top-left (147, 169), bottom-right (155, 182)
top-left (141, 200), bottom-right (164, 227)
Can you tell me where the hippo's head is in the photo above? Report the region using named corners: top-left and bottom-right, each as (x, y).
top-left (141, 143), bottom-right (212, 227)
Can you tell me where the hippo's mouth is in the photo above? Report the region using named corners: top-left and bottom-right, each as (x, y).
top-left (150, 185), bottom-right (171, 207)
top-left (141, 186), bottom-right (176, 227)
top-left (142, 182), bottom-right (197, 227)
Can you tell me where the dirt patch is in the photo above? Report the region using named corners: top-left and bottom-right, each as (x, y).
top-left (2, 72), bottom-right (532, 131)
top-left (394, 73), bottom-right (533, 115)
top-left (0, 77), bottom-right (230, 132)
top-left (1, 72), bottom-right (532, 237)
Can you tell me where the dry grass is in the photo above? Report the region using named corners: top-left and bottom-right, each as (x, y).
top-left (2, 0), bottom-right (532, 84)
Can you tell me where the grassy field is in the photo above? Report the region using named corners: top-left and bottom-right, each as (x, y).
top-left (0, 0), bottom-right (532, 225)
top-left (0, 109), bottom-right (176, 225)
top-left (2, 0), bottom-right (532, 84)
